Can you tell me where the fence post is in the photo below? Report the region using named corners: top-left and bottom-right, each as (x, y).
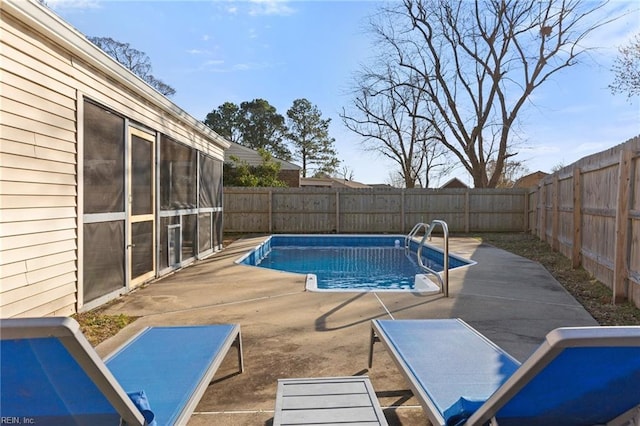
top-left (528, 188), bottom-right (537, 235)
top-left (464, 189), bottom-right (470, 233)
top-left (401, 190), bottom-right (405, 233)
top-left (540, 183), bottom-right (547, 242)
top-left (613, 149), bottom-right (632, 304)
top-left (523, 189), bottom-right (529, 232)
top-left (533, 186), bottom-right (540, 236)
top-left (335, 191), bottom-right (340, 233)
top-left (552, 175), bottom-right (559, 251)
top-left (572, 167), bottom-right (582, 268)
top-left (268, 190), bottom-right (273, 234)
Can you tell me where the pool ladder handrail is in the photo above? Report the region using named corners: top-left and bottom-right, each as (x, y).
top-left (405, 220), bottom-right (450, 297)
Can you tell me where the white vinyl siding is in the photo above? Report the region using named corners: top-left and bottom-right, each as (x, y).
top-left (1, 9), bottom-right (78, 317)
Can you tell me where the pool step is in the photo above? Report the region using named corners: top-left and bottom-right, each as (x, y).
top-left (414, 274), bottom-right (442, 294)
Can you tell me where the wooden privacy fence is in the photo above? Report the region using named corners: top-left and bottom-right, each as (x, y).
top-left (224, 187), bottom-right (529, 235)
top-left (529, 136), bottom-right (640, 307)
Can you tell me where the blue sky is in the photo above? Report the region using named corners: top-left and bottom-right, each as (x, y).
top-left (50, 0), bottom-right (639, 186)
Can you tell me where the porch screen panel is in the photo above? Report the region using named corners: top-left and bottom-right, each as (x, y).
top-left (131, 135), bottom-right (153, 215)
top-left (83, 221), bottom-right (125, 302)
top-left (199, 154), bottom-right (223, 208)
top-left (213, 159), bottom-right (223, 207)
top-left (160, 137), bottom-right (197, 210)
top-left (198, 213), bottom-right (212, 253)
top-left (213, 211), bottom-right (223, 249)
top-left (83, 101), bottom-right (125, 214)
top-left (131, 221), bottom-right (153, 277)
top-left (182, 214), bottom-right (197, 260)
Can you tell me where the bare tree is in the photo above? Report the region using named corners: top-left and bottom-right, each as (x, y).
top-left (367, 0), bottom-right (612, 187)
top-left (486, 159), bottom-right (530, 188)
top-left (342, 63), bottom-right (451, 188)
top-left (420, 141), bottom-right (456, 188)
top-left (551, 162), bottom-right (566, 173)
top-left (385, 170), bottom-right (406, 188)
top-left (89, 36), bottom-right (176, 97)
top-left (610, 32), bottom-right (640, 99)
top-left (337, 165), bottom-right (355, 181)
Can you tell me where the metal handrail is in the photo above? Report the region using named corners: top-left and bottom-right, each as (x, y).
top-left (405, 222), bottom-right (429, 253)
top-left (406, 220), bottom-right (450, 296)
top-left (419, 220), bottom-right (449, 296)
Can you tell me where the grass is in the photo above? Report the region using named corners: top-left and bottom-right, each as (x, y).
top-left (474, 233), bottom-right (640, 326)
top-left (76, 233), bottom-right (640, 347)
top-left (73, 311), bottom-right (138, 347)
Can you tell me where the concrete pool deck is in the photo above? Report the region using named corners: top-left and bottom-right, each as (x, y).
top-left (95, 235), bottom-right (598, 425)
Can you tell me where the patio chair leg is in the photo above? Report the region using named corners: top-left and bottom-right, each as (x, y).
top-left (234, 331), bottom-right (244, 373)
top-left (368, 327), bottom-right (379, 369)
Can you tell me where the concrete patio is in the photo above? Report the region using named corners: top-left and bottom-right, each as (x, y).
top-left (95, 235), bottom-right (597, 425)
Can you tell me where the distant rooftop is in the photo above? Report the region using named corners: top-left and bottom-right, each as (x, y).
top-left (440, 177), bottom-right (469, 189)
top-left (224, 141), bottom-right (301, 171)
top-left (514, 171), bottom-right (548, 188)
top-left (300, 177), bottom-right (371, 188)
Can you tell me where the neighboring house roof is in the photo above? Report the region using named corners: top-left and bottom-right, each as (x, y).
top-left (514, 171), bottom-right (549, 188)
top-left (224, 141), bottom-right (301, 171)
top-left (440, 177), bottom-right (469, 189)
top-left (300, 177), bottom-right (371, 188)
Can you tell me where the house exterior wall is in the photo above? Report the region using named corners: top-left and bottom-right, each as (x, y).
top-left (0, 0), bottom-right (229, 318)
top-left (1, 6), bottom-right (79, 318)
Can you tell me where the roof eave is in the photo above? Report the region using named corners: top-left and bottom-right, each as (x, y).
top-left (2, 0), bottom-right (230, 151)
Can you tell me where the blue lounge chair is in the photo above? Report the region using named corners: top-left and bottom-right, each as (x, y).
top-left (369, 318), bottom-right (640, 426)
top-left (1, 317), bottom-right (244, 425)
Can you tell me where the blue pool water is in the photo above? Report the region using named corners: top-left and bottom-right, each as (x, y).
top-left (237, 235), bottom-right (473, 292)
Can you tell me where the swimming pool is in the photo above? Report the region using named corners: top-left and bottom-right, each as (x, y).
top-left (236, 235), bottom-right (474, 293)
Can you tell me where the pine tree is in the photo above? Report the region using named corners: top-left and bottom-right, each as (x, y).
top-left (286, 99), bottom-right (339, 178)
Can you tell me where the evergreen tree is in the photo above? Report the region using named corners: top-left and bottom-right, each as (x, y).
top-left (239, 99), bottom-right (291, 161)
top-left (286, 99), bottom-right (339, 178)
top-left (204, 102), bottom-right (241, 143)
top-left (204, 99), bottom-right (291, 161)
